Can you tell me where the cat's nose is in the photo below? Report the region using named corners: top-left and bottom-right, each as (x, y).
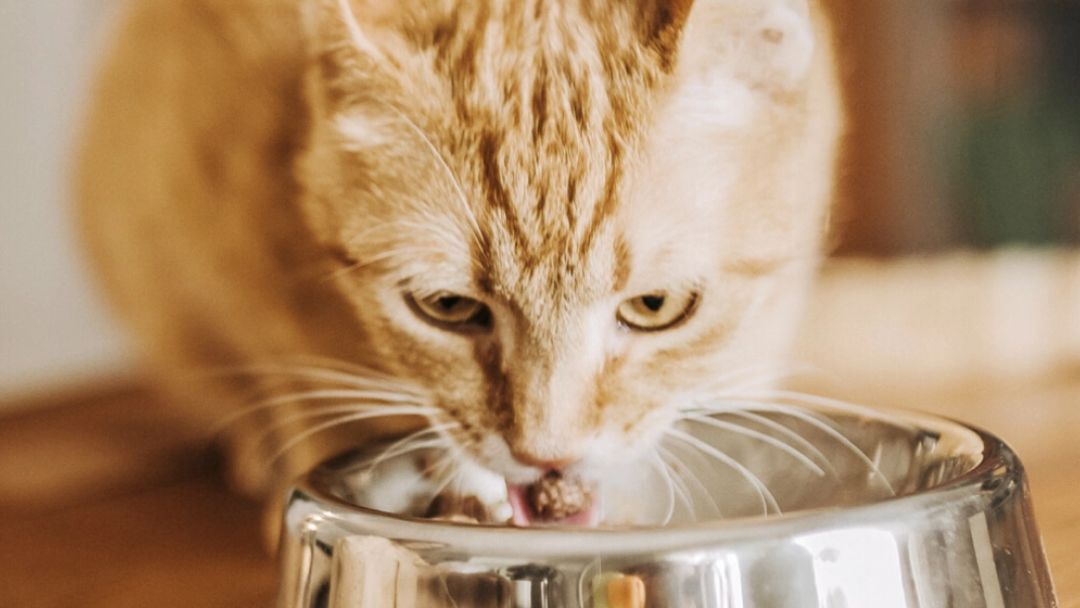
top-left (510, 448), bottom-right (579, 472)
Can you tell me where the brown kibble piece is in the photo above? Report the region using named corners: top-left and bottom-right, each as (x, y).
top-left (527, 471), bottom-right (592, 520)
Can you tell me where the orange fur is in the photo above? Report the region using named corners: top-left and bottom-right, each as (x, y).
top-left (78, 0), bottom-right (842, 498)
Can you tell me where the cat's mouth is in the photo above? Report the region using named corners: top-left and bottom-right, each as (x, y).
top-left (421, 466), bottom-right (602, 527)
top-left (505, 472), bottom-right (601, 527)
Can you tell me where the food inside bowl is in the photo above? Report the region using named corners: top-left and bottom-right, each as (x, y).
top-left (326, 406), bottom-right (937, 529)
top-left (524, 472), bottom-right (593, 522)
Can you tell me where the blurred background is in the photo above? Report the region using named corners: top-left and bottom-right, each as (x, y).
top-left (827, 0), bottom-right (1080, 254)
top-left (0, 2), bottom-right (129, 406)
top-left (4, 3), bottom-right (1075, 403)
top-left (1, 1), bottom-right (1078, 606)
top-left (3, 0), bottom-right (1078, 404)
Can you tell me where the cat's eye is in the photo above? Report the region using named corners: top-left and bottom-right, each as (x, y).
top-left (617, 291), bottom-right (699, 332)
top-left (408, 292), bottom-right (492, 331)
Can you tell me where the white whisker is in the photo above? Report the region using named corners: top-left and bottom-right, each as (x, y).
top-left (378, 102), bottom-right (482, 240)
top-left (428, 470), bottom-right (456, 501)
top-left (269, 406), bottom-right (441, 465)
top-left (726, 410), bottom-right (837, 476)
top-left (245, 403), bottom-right (438, 451)
top-left (682, 414), bottom-right (826, 476)
top-left (656, 449), bottom-right (696, 521)
top-left (213, 390), bottom-right (429, 435)
top-left (250, 388), bottom-right (423, 410)
top-left (666, 428), bottom-right (780, 516)
top-left (721, 389), bottom-right (915, 430)
top-left (214, 362), bottom-right (423, 395)
top-left (422, 439), bottom-right (474, 505)
top-left (370, 439), bottom-right (450, 473)
top-left (656, 443), bottom-right (722, 518)
top-left (366, 424), bottom-right (458, 471)
top-left (696, 399), bottom-right (895, 495)
top-left (648, 451), bottom-right (678, 525)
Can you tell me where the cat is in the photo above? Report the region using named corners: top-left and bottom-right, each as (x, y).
top-left (77, 0), bottom-right (841, 524)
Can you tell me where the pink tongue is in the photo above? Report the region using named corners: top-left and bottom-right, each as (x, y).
top-left (506, 482), bottom-right (601, 527)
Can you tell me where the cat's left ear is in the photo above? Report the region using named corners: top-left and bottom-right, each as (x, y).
top-left (665, 0), bottom-right (816, 95)
top-left (302, 0), bottom-right (388, 63)
top-left (302, 0), bottom-right (401, 110)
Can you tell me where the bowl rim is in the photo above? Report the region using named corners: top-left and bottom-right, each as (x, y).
top-left (285, 407), bottom-right (1016, 557)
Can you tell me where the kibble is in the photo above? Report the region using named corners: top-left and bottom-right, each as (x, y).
top-left (527, 471), bottom-right (592, 520)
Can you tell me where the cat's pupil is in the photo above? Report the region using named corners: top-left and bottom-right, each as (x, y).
top-left (642, 295), bottom-right (665, 313)
top-left (438, 296), bottom-right (462, 311)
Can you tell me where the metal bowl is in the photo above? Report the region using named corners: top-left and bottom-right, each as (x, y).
top-left (275, 407), bottom-right (1057, 607)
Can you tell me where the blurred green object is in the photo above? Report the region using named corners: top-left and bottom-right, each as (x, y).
top-left (948, 90), bottom-right (1079, 247)
top-left (942, 4), bottom-right (1080, 248)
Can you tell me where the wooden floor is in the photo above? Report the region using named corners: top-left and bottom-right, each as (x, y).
top-left (0, 377), bottom-right (1075, 607)
top-left (0, 383), bottom-right (276, 607)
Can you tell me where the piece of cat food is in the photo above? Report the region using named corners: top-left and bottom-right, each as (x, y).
top-left (591, 573), bottom-right (647, 608)
top-left (527, 471), bottom-right (592, 520)
top-left (607, 575), bottom-right (646, 608)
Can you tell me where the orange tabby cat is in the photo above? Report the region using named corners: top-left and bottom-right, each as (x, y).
top-left (77, 0), bottom-right (841, 521)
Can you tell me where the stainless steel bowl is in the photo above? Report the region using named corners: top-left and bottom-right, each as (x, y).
top-left (276, 408), bottom-right (1057, 607)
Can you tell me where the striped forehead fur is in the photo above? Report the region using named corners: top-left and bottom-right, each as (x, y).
top-left (327, 1), bottom-right (689, 275)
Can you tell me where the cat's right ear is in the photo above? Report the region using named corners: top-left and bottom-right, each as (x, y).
top-left (677, 0), bottom-right (816, 95)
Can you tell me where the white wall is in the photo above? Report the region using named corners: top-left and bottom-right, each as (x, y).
top-left (0, 1), bottom-right (132, 403)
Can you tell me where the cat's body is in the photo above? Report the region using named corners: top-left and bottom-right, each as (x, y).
top-left (79, 0), bottom-right (842, 517)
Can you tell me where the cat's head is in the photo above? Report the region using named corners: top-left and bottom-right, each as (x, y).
top-left (295, 0), bottom-right (840, 489)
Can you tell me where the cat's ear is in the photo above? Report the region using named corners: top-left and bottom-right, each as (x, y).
top-left (301, 0), bottom-right (390, 107)
top-left (676, 0), bottom-right (816, 95)
top-left (640, 0), bottom-right (697, 65)
top-left (303, 0), bottom-right (389, 60)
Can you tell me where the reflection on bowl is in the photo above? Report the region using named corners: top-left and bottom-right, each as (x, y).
top-left (276, 407), bottom-right (1057, 607)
